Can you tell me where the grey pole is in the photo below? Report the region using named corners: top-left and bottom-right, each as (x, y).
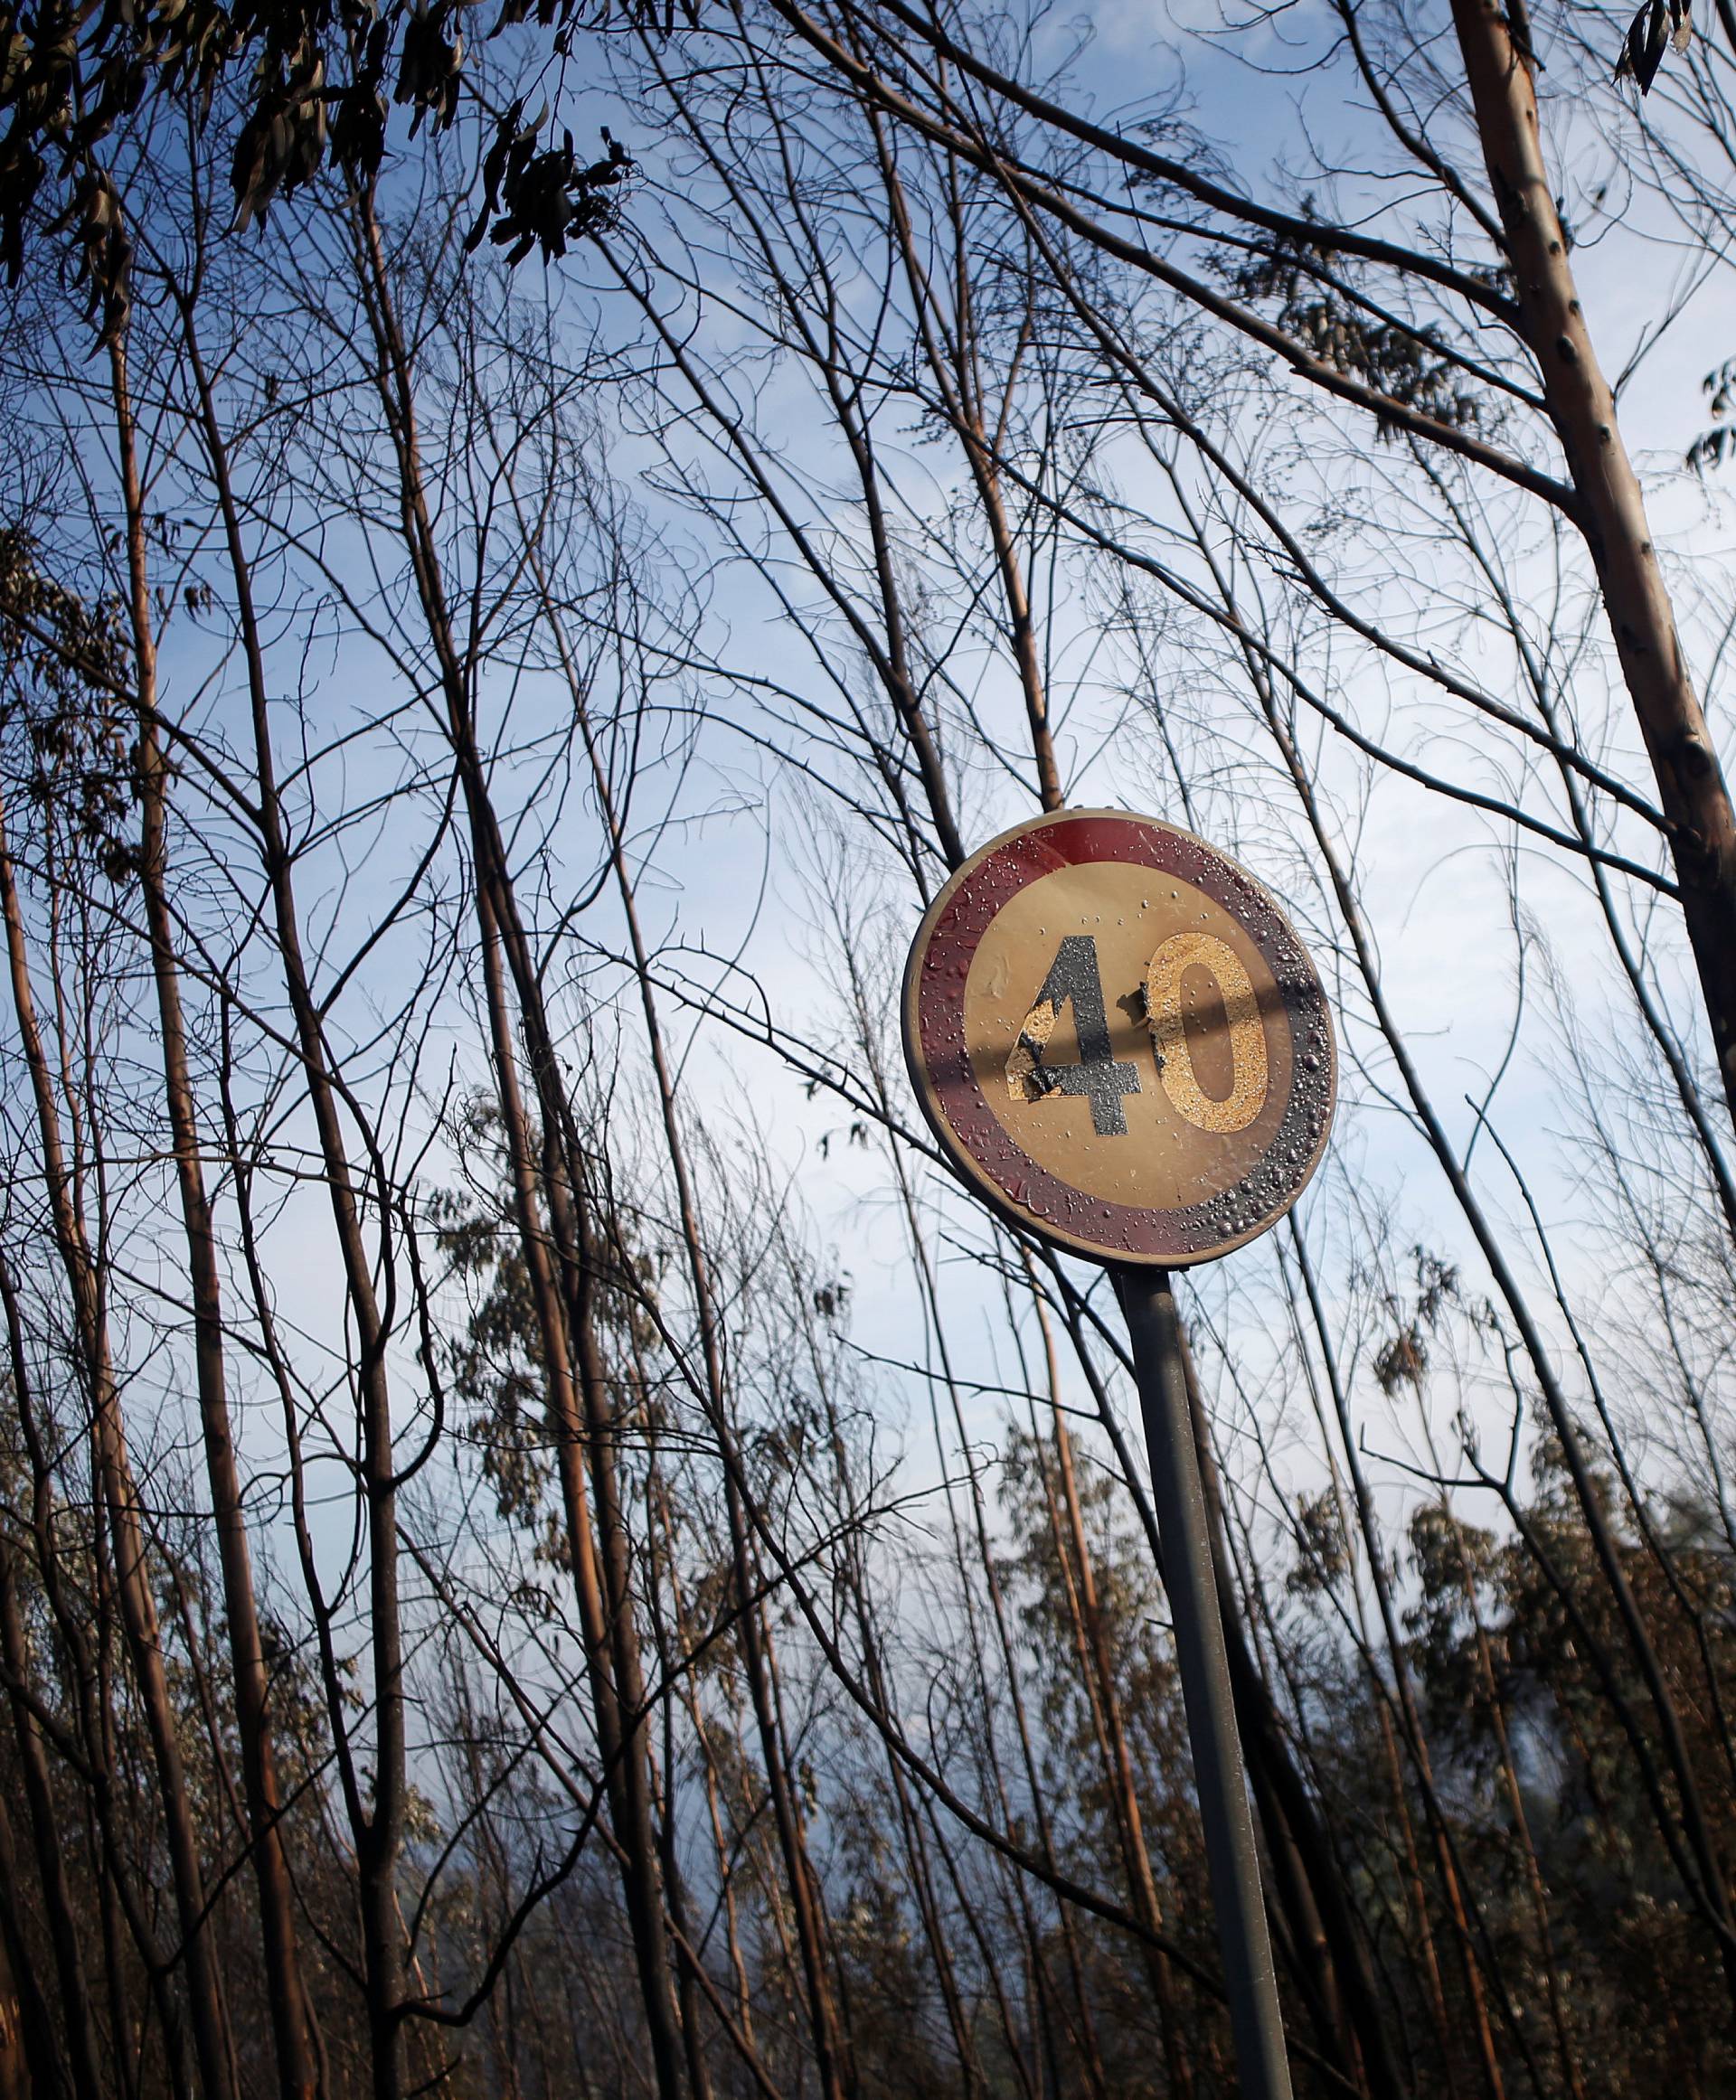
top-left (1116, 1264), bottom-right (1294, 2100)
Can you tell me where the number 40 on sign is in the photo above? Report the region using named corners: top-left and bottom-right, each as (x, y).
top-left (902, 809), bottom-right (1335, 1267)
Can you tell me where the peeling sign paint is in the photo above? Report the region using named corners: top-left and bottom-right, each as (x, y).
top-left (902, 809), bottom-right (1337, 1267)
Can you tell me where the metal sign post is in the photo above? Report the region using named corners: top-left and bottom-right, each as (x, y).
top-left (1118, 1265), bottom-right (1294, 2100)
top-left (902, 809), bottom-right (1336, 2100)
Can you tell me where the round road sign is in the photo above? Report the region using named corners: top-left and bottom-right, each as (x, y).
top-left (902, 810), bottom-right (1335, 1266)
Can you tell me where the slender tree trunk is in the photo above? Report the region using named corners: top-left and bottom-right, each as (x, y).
top-left (869, 108), bottom-right (1064, 814)
top-left (0, 1728), bottom-right (65, 2098)
top-left (649, 1455), bottom-right (761, 2059)
top-left (474, 900), bottom-right (690, 2100)
top-left (587, 737), bottom-right (849, 2100)
top-left (1024, 1270), bottom-right (1194, 2096)
top-left (636, 1427), bottom-right (723, 2100)
top-left (108, 329), bottom-right (318, 2100)
top-left (1288, 1229), bottom-right (1512, 2100)
top-left (0, 1524), bottom-right (99, 2096)
top-left (0, 1283), bottom-right (102, 2096)
top-left (863, 1615), bottom-right (992, 2098)
top-left (804, 1309), bottom-right (994, 2100)
top-left (1435, 1489), bottom-right (1586, 2100)
top-left (175, 292), bottom-right (407, 2100)
top-left (887, 1191), bottom-right (1112, 2099)
top-left (3, 1251), bottom-right (152, 2096)
top-left (1252, 657), bottom-right (1736, 2015)
top-left (0, 788), bottom-right (235, 2100)
top-left (341, 184), bottom-right (691, 2097)
top-left (1451, 0), bottom-right (1736, 1129)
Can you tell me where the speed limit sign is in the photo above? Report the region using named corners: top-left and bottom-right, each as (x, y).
top-left (902, 809), bottom-right (1335, 1265)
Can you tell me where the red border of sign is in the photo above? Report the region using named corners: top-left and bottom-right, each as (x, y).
top-left (901, 810), bottom-right (1336, 1266)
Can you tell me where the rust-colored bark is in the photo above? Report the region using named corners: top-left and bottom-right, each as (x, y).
top-left (0, 786), bottom-right (235, 2100)
top-left (344, 185), bottom-right (691, 2097)
top-left (108, 328), bottom-right (318, 2100)
top-left (1451, 0), bottom-right (1736, 1131)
